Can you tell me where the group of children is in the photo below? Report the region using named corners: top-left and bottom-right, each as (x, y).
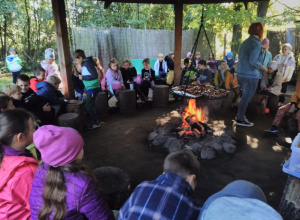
top-left (0, 115), bottom-right (283, 219)
top-left (181, 51), bottom-right (240, 106)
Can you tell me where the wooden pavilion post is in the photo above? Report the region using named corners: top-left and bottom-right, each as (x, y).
top-left (51, 0), bottom-right (74, 99)
top-left (173, 1), bottom-right (183, 86)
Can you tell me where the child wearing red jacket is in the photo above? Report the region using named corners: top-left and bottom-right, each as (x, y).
top-left (0, 109), bottom-right (38, 220)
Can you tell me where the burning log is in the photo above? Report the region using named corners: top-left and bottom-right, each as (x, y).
top-left (178, 130), bottom-right (186, 137)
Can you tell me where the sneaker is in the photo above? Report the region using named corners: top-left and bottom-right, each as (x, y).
top-left (235, 116), bottom-right (251, 123)
top-left (264, 125), bottom-right (279, 134)
top-left (235, 119), bottom-right (254, 127)
top-left (87, 121), bottom-right (100, 130)
top-left (141, 96), bottom-right (148, 102)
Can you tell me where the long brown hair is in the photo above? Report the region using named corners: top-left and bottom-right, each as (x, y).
top-left (38, 160), bottom-right (96, 220)
top-left (0, 109), bottom-right (34, 165)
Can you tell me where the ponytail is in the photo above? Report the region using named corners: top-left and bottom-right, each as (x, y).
top-left (38, 166), bottom-right (67, 220)
top-left (38, 160), bottom-right (95, 219)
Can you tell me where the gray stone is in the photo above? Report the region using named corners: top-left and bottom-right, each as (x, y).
top-left (164, 137), bottom-right (182, 152)
top-left (221, 133), bottom-right (237, 145)
top-left (151, 135), bottom-right (168, 146)
top-left (222, 142), bottom-right (237, 154)
top-left (148, 132), bottom-right (158, 141)
top-left (212, 142), bottom-right (223, 153)
top-left (201, 146), bottom-right (217, 160)
top-left (224, 128), bottom-right (237, 140)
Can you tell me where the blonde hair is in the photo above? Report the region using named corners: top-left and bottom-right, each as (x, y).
top-left (158, 53), bottom-right (164, 58)
top-left (283, 43), bottom-right (293, 51)
top-left (93, 57), bottom-right (103, 79)
top-left (108, 58), bottom-right (120, 70)
top-left (2, 84), bottom-right (21, 96)
top-left (48, 75), bottom-right (61, 85)
top-left (195, 52), bottom-right (201, 56)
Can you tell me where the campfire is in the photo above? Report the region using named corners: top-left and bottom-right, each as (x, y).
top-left (177, 99), bottom-right (213, 139)
top-left (148, 98), bottom-right (237, 160)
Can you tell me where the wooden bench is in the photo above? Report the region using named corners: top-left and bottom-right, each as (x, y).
top-left (95, 92), bottom-right (109, 118)
top-left (58, 113), bottom-right (83, 134)
top-left (247, 94), bottom-right (268, 114)
top-left (119, 89), bottom-right (136, 113)
top-left (152, 85), bottom-right (169, 107)
top-left (66, 100), bottom-right (85, 122)
top-left (93, 166), bottom-right (131, 210)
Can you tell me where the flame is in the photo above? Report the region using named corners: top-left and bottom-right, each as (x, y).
top-left (182, 99), bottom-right (204, 123)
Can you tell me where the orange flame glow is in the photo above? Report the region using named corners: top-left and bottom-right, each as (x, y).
top-left (182, 99), bottom-right (204, 123)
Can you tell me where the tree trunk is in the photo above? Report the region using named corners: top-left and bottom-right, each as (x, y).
top-left (231, 4), bottom-right (242, 56)
top-left (0, 25), bottom-right (3, 61)
top-left (24, 0), bottom-right (31, 62)
top-left (3, 16), bottom-right (7, 64)
top-left (257, 0), bottom-right (270, 18)
top-left (223, 33), bottom-right (227, 57)
top-left (136, 3), bottom-right (140, 29)
top-left (278, 175), bottom-right (300, 220)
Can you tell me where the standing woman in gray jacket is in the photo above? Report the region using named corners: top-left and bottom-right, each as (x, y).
top-left (235, 22), bottom-right (268, 127)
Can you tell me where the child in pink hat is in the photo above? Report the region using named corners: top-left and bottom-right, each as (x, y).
top-left (29, 125), bottom-right (114, 220)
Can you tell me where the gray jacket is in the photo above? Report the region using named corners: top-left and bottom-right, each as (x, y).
top-left (260, 71), bottom-right (283, 96)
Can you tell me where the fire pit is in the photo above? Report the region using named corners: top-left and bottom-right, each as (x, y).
top-left (148, 99), bottom-right (237, 160)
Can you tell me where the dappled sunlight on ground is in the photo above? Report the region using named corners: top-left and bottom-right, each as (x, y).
top-left (272, 145), bottom-right (283, 152)
top-left (246, 135), bottom-right (259, 149)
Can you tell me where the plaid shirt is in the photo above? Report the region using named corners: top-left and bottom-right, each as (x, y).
top-left (118, 173), bottom-right (201, 220)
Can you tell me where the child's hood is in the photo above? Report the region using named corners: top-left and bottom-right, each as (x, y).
top-left (0, 156), bottom-right (38, 190)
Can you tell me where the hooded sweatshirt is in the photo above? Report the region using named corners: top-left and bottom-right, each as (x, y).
top-left (0, 145), bottom-right (38, 220)
top-left (6, 55), bottom-right (22, 72)
top-left (41, 60), bottom-right (60, 81)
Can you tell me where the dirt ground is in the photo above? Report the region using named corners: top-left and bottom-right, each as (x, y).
top-left (82, 87), bottom-right (294, 211)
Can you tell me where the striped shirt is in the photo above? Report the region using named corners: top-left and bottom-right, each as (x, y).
top-left (118, 173), bottom-right (201, 220)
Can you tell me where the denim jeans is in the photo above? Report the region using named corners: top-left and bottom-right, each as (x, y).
top-left (237, 75), bottom-right (259, 121)
top-left (11, 71), bottom-right (21, 84)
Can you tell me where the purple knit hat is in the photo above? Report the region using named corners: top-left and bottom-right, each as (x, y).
top-left (187, 52), bottom-right (192, 58)
top-left (33, 125), bottom-right (84, 166)
top-left (261, 38), bottom-right (269, 46)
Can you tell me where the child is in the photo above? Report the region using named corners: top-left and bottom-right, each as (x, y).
top-left (165, 51), bottom-right (175, 71)
top-left (0, 109), bottom-right (38, 219)
top-left (260, 61), bottom-right (283, 113)
top-left (214, 60), bottom-right (230, 89)
top-left (228, 61), bottom-right (241, 105)
top-left (17, 74), bottom-right (56, 126)
top-left (118, 150), bottom-right (201, 219)
top-left (224, 52), bottom-right (235, 69)
top-left (41, 48), bottom-right (60, 81)
top-left (2, 84), bottom-right (23, 108)
top-left (73, 49), bottom-right (101, 129)
top-left (0, 94), bottom-right (15, 112)
top-left (141, 58), bottom-right (156, 98)
top-left (120, 59), bottom-right (148, 102)
top-left (93, 57), bottom-right (105, 85)
top-left (265, 70), bottom-right (298, 134)
top-left (261, 38), bottom-right (272, 69)
top-left (154, 53), bottom-right (168, 79)
top-left (6, 47), bottom-right (22, 84)
top-left (197, 60), bottom-right (212, 84)
top-left (180, 58), bottom-right (197, 85)
top-left (193, 51), bottom-right (202, 67)
top-left (72, 67), bottom-right (86, 101)
top-left (207, 53), bottom-right (217, 75)
top-left (106, 58), bottom-right (125, 95)
top-left (30, 66), bottom-right (46, 92)
top-left (36, 75), bottom-right (73, 115)
top-left (30, 125), bottom-right (114, 219)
